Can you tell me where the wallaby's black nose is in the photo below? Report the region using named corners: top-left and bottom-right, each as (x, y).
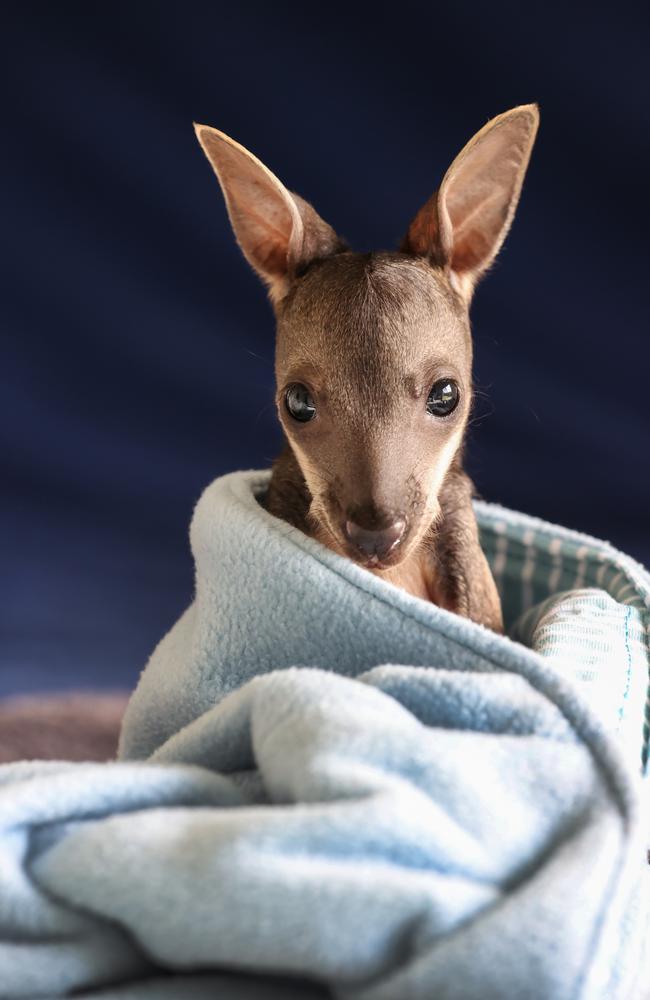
top-left (344, 518), bottom-right (406, 562)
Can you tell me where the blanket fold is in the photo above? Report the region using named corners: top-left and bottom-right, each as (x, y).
top-left (0, 471), bottom-right (648, 1000)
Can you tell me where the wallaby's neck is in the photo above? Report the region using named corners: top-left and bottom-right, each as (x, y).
top-left (264, 443), bottom-right (313, 536)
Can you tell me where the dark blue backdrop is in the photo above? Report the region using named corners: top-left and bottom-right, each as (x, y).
top-left (1, 2), bottom-right (648, 694)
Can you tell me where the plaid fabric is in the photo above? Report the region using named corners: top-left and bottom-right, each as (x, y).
top-left (476, 502), bottom-right (650, 772)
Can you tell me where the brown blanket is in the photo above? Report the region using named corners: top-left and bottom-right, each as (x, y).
top-left (0, 693), bottom-right (128, 762)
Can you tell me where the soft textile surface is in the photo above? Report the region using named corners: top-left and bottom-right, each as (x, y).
top-left (0, 693), bottom-right (127, 763)
top-left (121, 471), bottom-right (650, 769)
top-left (1, 471), bottom-right (648, 1000)
top-left (73, 974), bottom-right (328, 999)
top-left (512, 589), bottom-right (648, 768)
top-left (2, 668), bottom-right (649, 999)
top-left (478, 504), bottom-right (650, 769)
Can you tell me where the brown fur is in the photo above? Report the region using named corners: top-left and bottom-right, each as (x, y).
top-left (195, 106), bottom-right (540, 632)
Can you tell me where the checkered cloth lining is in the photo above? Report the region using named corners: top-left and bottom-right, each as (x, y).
top-left (476, 502), bottom-right (650, 772)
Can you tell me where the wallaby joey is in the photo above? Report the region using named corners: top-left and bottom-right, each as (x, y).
top-left (195, 105), bottom-right (540, 633)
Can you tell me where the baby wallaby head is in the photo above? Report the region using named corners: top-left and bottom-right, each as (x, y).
top-left (195, 106), bottom-right (538, 569)
top-left (272, 252), bottom-right (471, 566)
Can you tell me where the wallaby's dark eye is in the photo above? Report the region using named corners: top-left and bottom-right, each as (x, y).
top-left (285, 383), bottom-right (316, 423)
top-left (426, 379), bottom-right (459, 417)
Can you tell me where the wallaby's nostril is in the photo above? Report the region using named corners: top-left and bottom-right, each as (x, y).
top-left (344, 518), bottom-right (406, 561)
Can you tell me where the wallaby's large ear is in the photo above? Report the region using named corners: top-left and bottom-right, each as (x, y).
top-left (194, 124), bottom-right (345, 302)
top-left (401, 105), bottom-right (539, 298)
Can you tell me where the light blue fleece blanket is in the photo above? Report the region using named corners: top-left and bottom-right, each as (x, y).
top-left (1, 471), bottom-right (648, 1000)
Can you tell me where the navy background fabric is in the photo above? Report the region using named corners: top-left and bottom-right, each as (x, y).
top-left (1, 3), bottom-right (648, 694)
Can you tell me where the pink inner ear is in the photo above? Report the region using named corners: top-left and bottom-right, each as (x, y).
top-left (217, 155), bottom-right (297, 279)
top-left (443, 117), bottom-right (535, 277)
top-left (448, 188), bottom-right (507, 272)
top-left (230, 199), bottom-right (293, 277)
top-left (401, 108), bottom-right (537, 285)
top-left (196, 127), bottom-right (301, 288)
top-left (401, 193), bottom-right (444, 263)
top-left (197, 127), bottom-right (344, 295)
